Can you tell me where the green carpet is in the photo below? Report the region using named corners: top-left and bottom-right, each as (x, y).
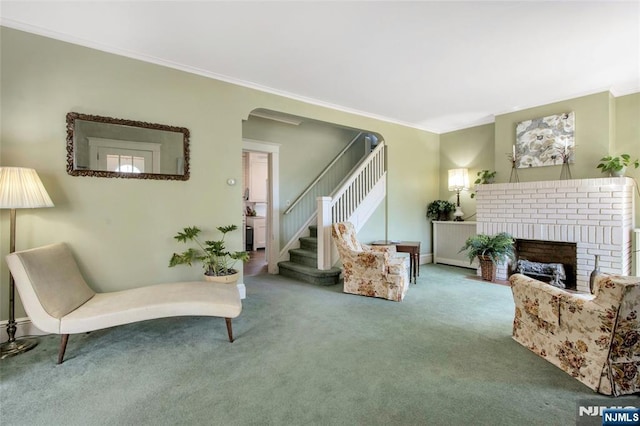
top-left (0, 264), bottom-right (630, 425)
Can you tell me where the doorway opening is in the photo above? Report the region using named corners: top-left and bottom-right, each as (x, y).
top-left (242, 139), bottom-right (280, 276)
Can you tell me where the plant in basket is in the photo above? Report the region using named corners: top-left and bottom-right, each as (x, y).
top-left (459, 232), bottom-right (516, 282)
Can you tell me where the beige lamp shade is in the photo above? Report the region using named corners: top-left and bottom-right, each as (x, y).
top-left (448, 168), bottom-right (469, 192)
top-left (0, 167), bottom-right (53, 359)
top-left (0, 167), bottom-right (54, 209)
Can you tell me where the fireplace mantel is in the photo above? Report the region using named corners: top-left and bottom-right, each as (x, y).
top-left (475, 177), bottom-right (635, 292)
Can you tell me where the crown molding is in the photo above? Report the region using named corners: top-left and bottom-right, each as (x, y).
top-left (2, 19), bottom-right (637, 136)
top-left (0, 19), bottom-right (440, 134)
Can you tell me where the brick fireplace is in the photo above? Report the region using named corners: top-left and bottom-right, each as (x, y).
top-left (514, 239), bottom-right (577, 289)
top-left (475, 177), bottom-right (635, 293)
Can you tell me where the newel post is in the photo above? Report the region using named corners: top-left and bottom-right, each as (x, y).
top-left (317, 196), bottom-right (332, 270)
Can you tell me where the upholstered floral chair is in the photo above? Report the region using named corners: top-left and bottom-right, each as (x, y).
top-left (331, 222), bottom-right (409, 302)
top-left (509, 273), bottom-right (639, 396)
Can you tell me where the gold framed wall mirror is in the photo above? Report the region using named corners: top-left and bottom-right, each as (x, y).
top-left (66, 112), bottom-right (190, 180)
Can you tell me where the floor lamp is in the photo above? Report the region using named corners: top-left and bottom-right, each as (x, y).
top-left (0, 167), bottom-right (54, 359)
top-left (448, 168), bottom-right (469, 222)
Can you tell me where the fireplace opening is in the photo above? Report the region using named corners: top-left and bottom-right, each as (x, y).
top-left (510, 239), bottom-right (577, 290)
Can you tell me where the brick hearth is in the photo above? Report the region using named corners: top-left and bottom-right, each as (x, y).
top-left (475, 177), bottom-right (635, 292)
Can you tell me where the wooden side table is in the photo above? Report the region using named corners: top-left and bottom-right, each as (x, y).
top-left (371, 240), bottom-right (421, 284)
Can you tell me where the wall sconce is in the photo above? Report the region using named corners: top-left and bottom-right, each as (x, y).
top-left (448, 168), bottom-right (469, 222)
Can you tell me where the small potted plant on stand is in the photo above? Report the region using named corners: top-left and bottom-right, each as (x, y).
top-left (169, 225), bottom-right (250, 284)
top-left (426, 200), bottom-right (456, 221)
top-left (470, 170), bottom-right (496, 199)
top-left (459, 232), bottom-right (515, 282)
top-left (596, 154), bottom-right (639, 177)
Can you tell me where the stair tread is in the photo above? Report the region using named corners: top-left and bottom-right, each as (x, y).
top-left (289, 248), bottom-right (318, 258)
top-left (278, 261), bottom-right (341, 277)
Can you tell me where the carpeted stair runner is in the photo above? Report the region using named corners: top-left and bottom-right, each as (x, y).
top-left (278, 225), bottom-right (341, 285)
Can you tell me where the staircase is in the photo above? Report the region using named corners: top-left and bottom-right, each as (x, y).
top-left (278, 225), bottom-right (341, 285)
top-left (278, 137), bottom-right (387, 285)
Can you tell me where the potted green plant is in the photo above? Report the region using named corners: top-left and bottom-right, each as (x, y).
top-left (459, 232), bottom-right (515, 282)
top-left (169, 225), bottom-right (250, 284)
top-left (596, 154), bottom-right (639, 177)
top-left (426, 200), bottom-right (456, 221)
top-left (470, 170), bottom-right (496, 199)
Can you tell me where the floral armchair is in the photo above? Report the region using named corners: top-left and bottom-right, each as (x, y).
top-left (331, 222), bottom-right (409, 302)
top-left (509, 273), bottom-right (639, 396)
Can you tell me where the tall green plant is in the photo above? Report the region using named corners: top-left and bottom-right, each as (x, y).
top-left (169, 225), bottom-right (249, 276)
top-left (459, 232), bottom-right (515, 264)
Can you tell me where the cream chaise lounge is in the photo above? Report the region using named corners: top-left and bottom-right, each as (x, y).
top-left (509, 273), bottom-right (639, 396)
top-left (5, 243), bottom-right (242, 364)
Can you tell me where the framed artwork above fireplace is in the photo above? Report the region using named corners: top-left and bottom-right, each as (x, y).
top-left (515, 111), bottom-right (575, 168)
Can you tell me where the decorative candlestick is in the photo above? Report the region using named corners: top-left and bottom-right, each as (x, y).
top-left (509, 149), bottom-right (519, 183)
top-left (559, 145), bottom-right (572, 180)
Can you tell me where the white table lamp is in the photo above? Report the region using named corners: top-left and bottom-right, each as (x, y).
top-left (448, 168), bottom-right (469, 222)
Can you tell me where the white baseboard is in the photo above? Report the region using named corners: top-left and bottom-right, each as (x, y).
top-left (0, 317), bottom-right (49, 343)
top-left (237, 282), bottom-right (246, 299)
top-left (420, 253), bottom-right (433, 264)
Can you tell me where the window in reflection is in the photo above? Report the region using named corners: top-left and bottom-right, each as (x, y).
top-left (107, 154), bottom-right (144, 173)
top-left (89, 138), bottom-right (158, 173)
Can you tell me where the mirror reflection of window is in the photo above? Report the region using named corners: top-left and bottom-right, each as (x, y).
top-left (117, 164), bottom-right (142, 173)
top-left (107, 154), bottom-right (144, 173)
top-left (88, 138), bottom-right (159, 173)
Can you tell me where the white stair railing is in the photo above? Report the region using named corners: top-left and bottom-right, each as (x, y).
top-left (279, 133), bottom-right (367, 259)
top-left (317, 142), bottom-right (386, 270)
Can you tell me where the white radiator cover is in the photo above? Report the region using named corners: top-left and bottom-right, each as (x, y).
top-left (635, 229), bottom-right (640, 277)
top-left (433, 221), bottom-right (478, 269)
top-left (475, 177), bottom-right (635, 292)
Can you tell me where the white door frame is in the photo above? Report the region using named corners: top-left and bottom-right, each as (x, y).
top-left (243, 138), bottom-right (280, 274)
